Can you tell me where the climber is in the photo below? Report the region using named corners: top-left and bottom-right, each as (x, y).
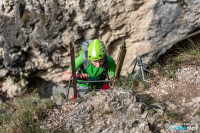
top-left (62, 39), bottom-right (116, 99)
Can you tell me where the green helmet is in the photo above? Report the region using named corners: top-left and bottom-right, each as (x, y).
top-left (88, 39), bottom-right (107, 60)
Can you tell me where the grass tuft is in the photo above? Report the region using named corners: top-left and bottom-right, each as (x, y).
top-left (148, 109), bottom-right (156, 116)
top-left (151, 38), bottom-right (200, 80)
top-left (197, 111), bottom-right (200, 118)
top-left (102, 110), bottom-right (113, 115)
top-left (126, 112), bottom-right (134, 120)
top-left (0, 95), bottom-right (55, 132)
top-left (166, 111), bottom-right (181, 122)
top-left (115, 73), bottom-right (152, 93)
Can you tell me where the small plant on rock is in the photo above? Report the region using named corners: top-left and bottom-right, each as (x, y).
top-left (90, 91), bottom-right (96, 96)
top-left (148, 109), bottom-right (156, 116)
top-left (102, 110), bottom-right (113, 115)
top-left (178, 0), bottom-right (185, 7)
top-left (115, 74), bottom-right (140, 91)
top-left (12, 72), bottom-right (28, 95)
top-left (166, 111), bottom-right (181, 122)
top-left (141, 81), bottom-right (150, 91)
top-left (126, 112), bottom-right (134, 120)
top-left (197, 111), bottom-right (200, 118)
top-left (53, 0), bottom-right (58, 3)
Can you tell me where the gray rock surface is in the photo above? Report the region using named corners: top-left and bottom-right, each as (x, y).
top-left (40, 88), bottom-right (159, 132)
top-left (40, 87), bottom-right (199, 132)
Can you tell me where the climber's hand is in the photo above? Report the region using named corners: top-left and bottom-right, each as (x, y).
top-left (76, 73), bottom-right (90, 80)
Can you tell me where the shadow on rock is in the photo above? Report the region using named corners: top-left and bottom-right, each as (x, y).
top-left (28, 77), bottom-right (68, 104)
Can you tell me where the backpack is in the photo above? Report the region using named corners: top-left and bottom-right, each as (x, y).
top-left (77, 40), bottom-right (110, 80)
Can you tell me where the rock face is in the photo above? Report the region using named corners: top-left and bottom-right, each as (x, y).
top-left (40, 88), bottom-right (156, 132)
top-left (41, 86), bottom-right (200, 133)
top-left (39, 86), bottom-right (200, 132)
top-left (0, 0), bottom-right (200, 97)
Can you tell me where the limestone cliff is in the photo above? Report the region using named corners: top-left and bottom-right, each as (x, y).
top-left (0, 0), bottom-right (200, 97)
